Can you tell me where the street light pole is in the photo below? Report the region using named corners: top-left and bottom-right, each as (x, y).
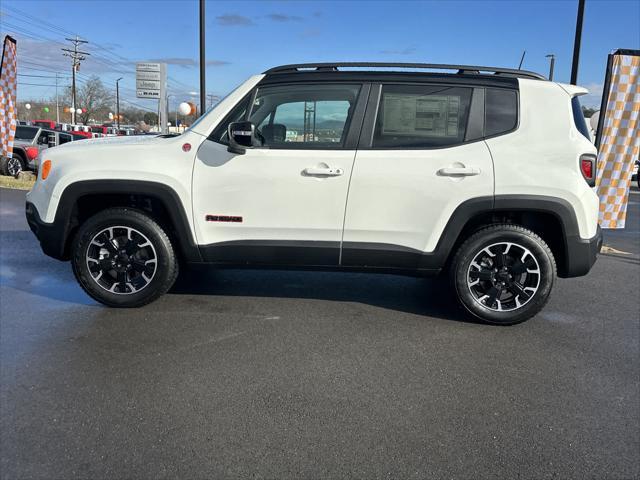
top-left (116, 77), bottom-right (123, 129)
top-left (545, 54), bottom-right (555, 81)
top-left (166, 94), bottom-right (175, 132)
top-left (199, 0), bottom-right (206, 117)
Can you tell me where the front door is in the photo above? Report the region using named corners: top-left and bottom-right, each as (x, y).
top-left (193, 82), bottom-right (366, 266)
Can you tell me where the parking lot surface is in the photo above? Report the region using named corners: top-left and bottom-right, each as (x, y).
top-left (1, 186), bottom-right (639, 479)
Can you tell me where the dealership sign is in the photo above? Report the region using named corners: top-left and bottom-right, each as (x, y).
top-left (136, 62), bottom-right (166, 99)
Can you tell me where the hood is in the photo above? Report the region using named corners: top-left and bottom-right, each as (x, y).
top-left (13, 139), bottom-right (36, 146)
top-left (54, 133), bottom-right (170, 151)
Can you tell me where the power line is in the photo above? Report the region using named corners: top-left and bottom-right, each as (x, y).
top-left (18, 73), bottom-right (69, 79)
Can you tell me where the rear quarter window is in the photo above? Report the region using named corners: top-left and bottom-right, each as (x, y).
top-left (571, 96), bottom-right (591, 141)
top-left (485, 88), bottom-right (518, 137)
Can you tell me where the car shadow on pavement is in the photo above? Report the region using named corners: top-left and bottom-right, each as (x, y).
top-left (170, 265), bottom-right (477, 323)
top-left (0, 228), bottom-right (473, 322)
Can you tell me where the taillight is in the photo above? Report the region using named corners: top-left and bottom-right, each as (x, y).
top-left (24, 147), bottom-right (39, 160)
top-left (580, 154), bottom-right (596, 187)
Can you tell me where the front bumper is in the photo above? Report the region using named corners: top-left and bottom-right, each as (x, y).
top-left (560, 225), bottom-right (603, 278)
top-left (26, 202), bottom-right (68, 261)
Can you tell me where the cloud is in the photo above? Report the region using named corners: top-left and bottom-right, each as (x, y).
top-left (581, 82), bottom-right (605, 108)
top-left (147, 57), bottom-right (196, 68)
top-left (137, 58), bottom-right (230, 69)
top-left (300, 28), bottom-right (321, 38)
top-left (379, 47), bottom-right (417, 56)
top-left (206, 59), bottom-right (230, 67)
top-left (215, 14), bottom-right (254, 26)
top-left (265, 13), bottom-right (302, 22)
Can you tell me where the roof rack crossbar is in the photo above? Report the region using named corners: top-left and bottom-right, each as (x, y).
top-left (264, 62), bottom-right (546, 80)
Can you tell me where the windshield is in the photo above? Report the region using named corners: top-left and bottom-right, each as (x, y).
top-left (185, 85), bottom-right (242, 133)
top-left (15, 126), bottom-right (39, 141)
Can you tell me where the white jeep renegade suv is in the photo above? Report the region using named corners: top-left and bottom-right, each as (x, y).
top-left (26, 62), bottom-right (602, 324)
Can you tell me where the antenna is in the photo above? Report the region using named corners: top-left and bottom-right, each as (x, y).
top-left (518, 50), bottom-right (526, 70)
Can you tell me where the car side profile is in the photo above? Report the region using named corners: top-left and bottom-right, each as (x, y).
top-left (1, 125), bottom-right (74, 176)
top-left (25, 62), bottom-right (602, 324)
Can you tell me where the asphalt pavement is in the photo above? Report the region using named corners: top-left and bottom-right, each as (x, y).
top-left (1, 186), bottom-right (638, 479)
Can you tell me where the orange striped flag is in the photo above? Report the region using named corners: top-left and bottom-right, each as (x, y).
top-left (595, 50), bottom-right (640, 229)
top-left (0, 36), bottom-right (18, 161)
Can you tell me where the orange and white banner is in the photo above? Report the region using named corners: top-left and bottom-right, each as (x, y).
top-left (0, 35), bottom-right (18, 161)
top-left (595, 50), bottom-right (640, 229)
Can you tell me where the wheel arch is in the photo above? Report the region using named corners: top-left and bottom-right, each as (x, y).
top-left (53, 180), bottom-right (201, 262)
top-left (441, 195), bottom-right (582, 277)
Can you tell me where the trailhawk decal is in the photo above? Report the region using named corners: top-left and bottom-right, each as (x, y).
top-left (205, 215), bottom-right (243, 223)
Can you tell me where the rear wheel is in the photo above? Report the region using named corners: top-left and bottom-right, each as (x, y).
top-left (451, 224), bottom-right (556, 325)
top-left (71, 208), bottom-right (179, 307)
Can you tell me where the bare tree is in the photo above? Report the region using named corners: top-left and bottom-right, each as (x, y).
top-left (61, 76), bottom-right (113, 124)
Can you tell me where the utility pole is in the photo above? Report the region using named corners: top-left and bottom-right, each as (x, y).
top-left (545, 54), bottom-right (556, 80)
top-left (570, 0), bottom-right (586, 85)
top-left (55, 72), bottom-right (59, 123)
top-left (116, 77), bottom-right (123, 129)
top-left (62, 36), bottom-right (89, 124)
top-left (199, 0), bottom-right (206, 117)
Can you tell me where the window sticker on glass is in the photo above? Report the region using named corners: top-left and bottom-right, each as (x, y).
top-left (382, 94), bottom-right (461, 137)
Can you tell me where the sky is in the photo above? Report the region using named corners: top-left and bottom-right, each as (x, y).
top-left (1, 0), bottom-right (639, 114)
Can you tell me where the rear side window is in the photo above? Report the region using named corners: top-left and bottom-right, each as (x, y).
top-left (485, 88), bottom-right (518, 136)
top-left (571, 96), bottom-right (591, 141)
top-left (58, 133), bottom-right (72, 144)
top-left (373, 85), bottom-right (472, 148)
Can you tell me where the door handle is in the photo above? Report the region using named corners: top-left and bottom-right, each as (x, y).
top-left (303, 166), bottom-right (344, 176)
top-left (437, 166), bottom-right (481, 176)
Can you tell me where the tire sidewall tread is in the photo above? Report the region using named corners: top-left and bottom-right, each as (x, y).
top-left (71, 208), bottom-right (178, 308)
top-left (451, 224), bottom-right (556, 325)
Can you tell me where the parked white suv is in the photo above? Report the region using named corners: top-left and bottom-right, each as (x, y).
top-left (26, 63), bottom-right (602, 324)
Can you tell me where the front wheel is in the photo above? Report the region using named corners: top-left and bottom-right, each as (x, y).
top-left (71, 208), bottom-right (179, 307)
top-left (451, 224), bottom-right (556, 325)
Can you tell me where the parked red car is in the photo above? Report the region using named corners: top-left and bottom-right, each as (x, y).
top-left (32, 119), bottom-right (57, 130)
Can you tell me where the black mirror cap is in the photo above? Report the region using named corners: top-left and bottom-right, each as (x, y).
top-left (227, 121), bottom-right (264, 154)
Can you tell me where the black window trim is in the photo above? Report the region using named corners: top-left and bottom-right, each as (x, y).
top-left (209, 81), bottom-right (370, 151)
top-left (358, 82), bottom-right (520, 150)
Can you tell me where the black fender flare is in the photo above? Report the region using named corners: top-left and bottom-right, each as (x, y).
top-left (33, 179), bottom-right (201, 262)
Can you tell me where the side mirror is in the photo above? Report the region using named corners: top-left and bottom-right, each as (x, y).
top-left (227, 121), bottom-right (263, 155)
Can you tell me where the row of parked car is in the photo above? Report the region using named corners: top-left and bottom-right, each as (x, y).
top-left (24, 120), bottom-right (137, 138)
top-left (1, 121), bottom-right (146, 177)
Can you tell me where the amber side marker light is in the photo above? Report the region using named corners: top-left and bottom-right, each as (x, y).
top-left (41, 160), bottom-right (52, 180)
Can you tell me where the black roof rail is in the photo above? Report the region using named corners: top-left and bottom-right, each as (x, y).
top-left (263, 62), bottom-right (546, 80)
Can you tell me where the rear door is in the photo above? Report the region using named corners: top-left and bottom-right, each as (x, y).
top-left (341, 82), bottom-right (494, 270)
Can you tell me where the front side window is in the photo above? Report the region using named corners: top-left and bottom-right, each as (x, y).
top-left (37, 131), bottom-right (51, 145)
top-left (373, 84), bottom-right (472, 148)
top-left (249, 84), bottom-right (361, 148)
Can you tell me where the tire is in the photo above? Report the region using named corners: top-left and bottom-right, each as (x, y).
top-left (71, 208), bottom-right (179, 307)
top-left (0, 154), bottom-right (25, 177)
top-left (450, 224), bottom-right (556, 325)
